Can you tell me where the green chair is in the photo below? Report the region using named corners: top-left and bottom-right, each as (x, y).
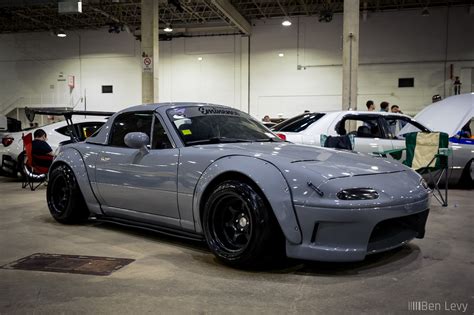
top-left (375, 132), bottom-right (451, 207)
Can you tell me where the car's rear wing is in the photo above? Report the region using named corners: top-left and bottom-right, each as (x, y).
top-left (25, 107), bottom-right (115, 142)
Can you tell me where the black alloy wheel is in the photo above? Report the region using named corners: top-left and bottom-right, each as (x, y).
top-left (47, 164), bottom-right (89, 224)
top-left (210, 190), bottom-right (253, 253)
top-left (203, 180), bottom-right (283, 268)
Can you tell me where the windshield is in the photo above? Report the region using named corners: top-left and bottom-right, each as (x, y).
top-left (272, 113), bottom-right (325, 132)
top-left (167, 106), bottom-right (281, 146)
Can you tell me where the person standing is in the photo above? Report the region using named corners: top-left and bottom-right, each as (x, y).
top-left (366, 100), bottom-right (375, 111)
top-left (389, 104), bottom-right (407, 132)
top-left (390, 105), bottom-right (402, 114)
top-left (380, 101), bottom-right (389, 112)
top-left (454, 76), bottom-right (462, 95)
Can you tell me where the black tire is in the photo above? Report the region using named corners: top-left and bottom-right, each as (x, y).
top-left (459, 159), bottom-right (473, 189)
top-left (203, 180), bottom-right (284, 268)
top-left (47, 164), bottom-right (89, 224)
top-left (17, 151), bottom-right (26, 178)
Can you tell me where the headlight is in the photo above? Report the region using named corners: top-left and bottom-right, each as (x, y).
top-left (337, 188), bottom-right (379, 200)
top-left (420, 178), bottom-right (429, 190)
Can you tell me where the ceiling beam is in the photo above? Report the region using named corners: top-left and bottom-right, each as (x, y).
top-left (90, 6), bottom-right (120, 23)
top-left (15, 11), bottom-right (53, 29)
top-left (252, 0), bottom-right (268, 19)
top-left (211, 0), bottom-right (252, 35)
top-left (276, 0), bottom-right (289, 17)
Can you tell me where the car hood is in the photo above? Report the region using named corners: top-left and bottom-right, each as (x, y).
top-left (198, 142), bottom-right (405, 180)
top-left (409, 93), bottom-right (473, 137)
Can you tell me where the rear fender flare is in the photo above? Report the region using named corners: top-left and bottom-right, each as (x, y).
top-left (193, 155), bottom-right (302, 244)
top-left (50, 148), bottom-right (102, 215)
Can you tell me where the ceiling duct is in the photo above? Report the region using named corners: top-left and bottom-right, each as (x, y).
top-left (58, 0), bottom-right (82, 14)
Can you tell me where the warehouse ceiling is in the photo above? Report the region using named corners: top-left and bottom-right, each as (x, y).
top-left (0, 0), bottom-right (471, 37)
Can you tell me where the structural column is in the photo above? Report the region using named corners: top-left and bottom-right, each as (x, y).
top-left (141, 0), bottom-right (159, 103)
top-left (342, 0), bottom-right (360, 110)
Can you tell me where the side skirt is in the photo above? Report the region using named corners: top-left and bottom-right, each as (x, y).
top-left (90, 215), bottom-right (205, 242)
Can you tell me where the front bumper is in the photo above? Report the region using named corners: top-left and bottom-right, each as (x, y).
top-left (286, 197), bottom-right (430, 262)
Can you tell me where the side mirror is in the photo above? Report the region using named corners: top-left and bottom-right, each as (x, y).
top-left (124, 132), bottom-right (149, 150)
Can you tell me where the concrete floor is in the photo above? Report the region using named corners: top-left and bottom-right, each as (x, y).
top-left (0, 176), bottom-right (472, 314)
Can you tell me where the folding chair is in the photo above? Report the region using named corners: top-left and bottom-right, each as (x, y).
top-left (375, 132), bottom-right (450, 207)
top-left (21, 133), bottom-right (51, 191)
top-left (320, 134), bottom-right (355, 150)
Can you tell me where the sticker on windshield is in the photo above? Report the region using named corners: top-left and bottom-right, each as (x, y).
top-left (168, 106), bottom-right (241, 120)
top-left (181, 129), bottom-right (192, 135)
top-left (198, 106), bottom-right (239, 116)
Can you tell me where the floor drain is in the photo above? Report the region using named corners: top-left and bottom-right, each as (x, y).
top-left (1, 253), bottom-right (134, 276)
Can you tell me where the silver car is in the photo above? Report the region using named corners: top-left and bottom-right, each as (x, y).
top-left (47, 103), bottom-right (430, 268)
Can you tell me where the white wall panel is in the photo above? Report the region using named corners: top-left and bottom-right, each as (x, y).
top-left (250, 6), bottom-right (474, 119)
top-left (0, 33), bottom-right (78, 61)
top-left (158, 36), bottom-right (243, 109)
top-left (0, 30), bottom-right (141, 115)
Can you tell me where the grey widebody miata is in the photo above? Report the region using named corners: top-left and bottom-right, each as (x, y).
top-left (46, 103), bottom-right (431, 268)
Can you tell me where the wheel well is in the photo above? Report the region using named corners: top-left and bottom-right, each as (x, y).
top-left (198, 171), bottom-right (286, 248)
top-left (50, 161), bottom-right (69, 172)
top-left (199, 171), bottom-right (269, 222)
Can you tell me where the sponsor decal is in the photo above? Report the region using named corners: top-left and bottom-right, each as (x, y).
top-left (198, 107), bottom-right (239, 116)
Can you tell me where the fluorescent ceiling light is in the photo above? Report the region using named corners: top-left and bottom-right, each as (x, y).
top-left (57, 30), bottom-right (67, 37)
top-left (282, 19), bottom-right (292, 26)
top-left (278, 53), bottom-right (284, 57)
top-left (197, 57), bottom-right (203, 61)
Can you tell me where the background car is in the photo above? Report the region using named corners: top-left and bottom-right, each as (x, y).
top-left (46, 103), bottom-right (430, 268)
top-left (403, 93), bottom-right (473, 187)
top-left (0, 115), bottom-right (22, 134)
top-left (1, 117), bottom-right (106, 177)
top-left (272, 96), bottom-right (473, 186)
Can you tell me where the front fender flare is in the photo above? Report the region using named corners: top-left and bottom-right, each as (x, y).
top-left (50, 148), bottom-right (102, 216)
top-left (193, 155), bottom-right (302, 244)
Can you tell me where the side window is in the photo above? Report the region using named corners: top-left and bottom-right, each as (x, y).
top-left (55, 125), bottom-right (75, 138)
top-left (56, 122), bottom-right (104, 141)
top-left (109, 112), bottom-right (153, 147)
top-left (386, 118), bottom-right (412, 139)
top-left (272, 113), bottom-right (325, 132)
top-left (386, 117), bottom-right (428, 139)
top-left (338, 117), bottom-right (386, 138)
top-left (152, 117), bottom-right (173, 149)
top-left (76, 122), bottom-right (105, 141)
